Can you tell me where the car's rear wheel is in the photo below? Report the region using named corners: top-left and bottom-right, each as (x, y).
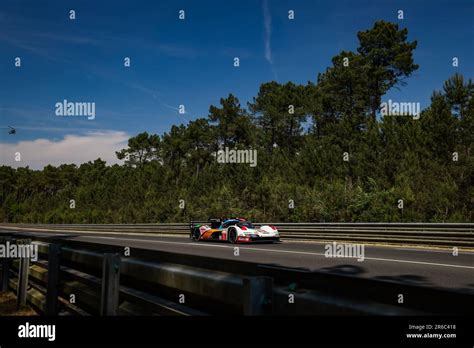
top-left (229, 228), bottom-right (237, 244)
top-left (192, 228), bottom-right (201, 241)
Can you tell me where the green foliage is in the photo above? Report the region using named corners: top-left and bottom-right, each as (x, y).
top-left (116, 132), bottom-right (160, 167)
top-left (357, 20), bottom-right (419, 120)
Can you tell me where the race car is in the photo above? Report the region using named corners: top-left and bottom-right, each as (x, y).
top-left (190, 218), bottom-right (280, 243)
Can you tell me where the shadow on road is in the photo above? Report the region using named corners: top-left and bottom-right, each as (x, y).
top-left (318, 264), bottom-right (365, 276)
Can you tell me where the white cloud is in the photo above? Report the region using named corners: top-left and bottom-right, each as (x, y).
top-left (262, 0), bottom-right (272, 64)
top-left (0, 131), bottom-right (129, 169)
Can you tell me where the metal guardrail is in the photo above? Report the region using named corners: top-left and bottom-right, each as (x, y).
top-left (1, 222), bottom-right (473, 247)
top-left (0, 233), bottom-right (473, 316)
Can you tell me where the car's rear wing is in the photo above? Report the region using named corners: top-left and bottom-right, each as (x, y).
top-left (189, 218), bottom-right (222, 230)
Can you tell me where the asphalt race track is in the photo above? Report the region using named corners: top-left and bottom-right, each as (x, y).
top-left (1, 226), bottom-right (473, 295)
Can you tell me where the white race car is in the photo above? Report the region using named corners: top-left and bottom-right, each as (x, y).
top-left (190, 218), bottom-right (280, 243)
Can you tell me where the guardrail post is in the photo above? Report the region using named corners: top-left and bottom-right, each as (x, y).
top-left (1, 237), bottom-right (11, 292)
top-left (243, 276), bottom-right (273, 315)
top-left (1, 256), bottom-right (10, 292)
top-left (46, 243), bottom-right (61, 315)
top-left (100, 253), bottom-right (121, 316)
top-left (17, 253), bottom-right (30, 307)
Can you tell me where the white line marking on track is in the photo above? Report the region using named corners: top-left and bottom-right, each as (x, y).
top-left (89, 235), bottom-right (474, 270)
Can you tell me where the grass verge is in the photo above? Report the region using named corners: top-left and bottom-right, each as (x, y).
top-left (0, 291), bottom-right (37, 316)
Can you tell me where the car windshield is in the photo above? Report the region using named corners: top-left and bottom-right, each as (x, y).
top-left (238, 221), bottom-right (254, 229)
top-left (222, 220), bottom-right (238, 228)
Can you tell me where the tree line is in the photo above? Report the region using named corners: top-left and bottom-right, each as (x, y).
top-left (1, 21), bottom-right (472, 223)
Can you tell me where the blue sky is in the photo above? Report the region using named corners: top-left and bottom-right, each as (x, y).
top-left (0, 0), bottom-right (473, 168)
